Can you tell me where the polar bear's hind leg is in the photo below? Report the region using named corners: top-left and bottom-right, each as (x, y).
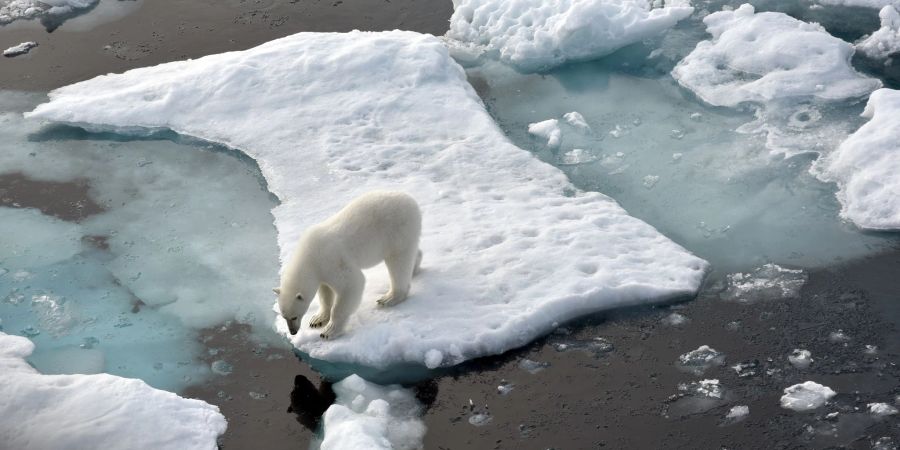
top-left (377, 247), bottom-right (419, 307)
top-left (309, 284), bottom-right (334, 329)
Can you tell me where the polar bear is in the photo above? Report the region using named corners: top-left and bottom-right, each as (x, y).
top-left (274, 191), bottom-right (422, 339)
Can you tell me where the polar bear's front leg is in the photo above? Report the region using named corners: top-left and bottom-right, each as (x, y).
top-left (320, 270), bottom-right (364, 340)
top-left (309, 284), bottom-right (334, 329)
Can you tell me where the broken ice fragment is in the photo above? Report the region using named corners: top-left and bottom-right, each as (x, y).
top-left (3, 41), bottom-right (38, 58)
top-left (527, 119), bottom-right (561, 148)
top-left (661, 312), bottom-right (689, 326)
top-left (780, 381), bottom-right (835, 411)
top-left (211, 360), bottom-right (233, 376)
top-left (868, 402), bottom-right (899, 417)
top-left (678, 345), bottom-right (725, 375)
top-left (788, 349), bottom-right (813, 369)
top-left (678, 379), bottom-right (724, 399)
top-left (720, 264), bottom-right (806, 303)
top-left (828, 330), bottom-right (851, 343)
top-left (724, 405), bottom-right (749, 422)
top-left (563, 111), bottom-right (591, 132)
top-left (518, 358), bottom-right (549, 374)
top-left (468, 412), bottom-right (492, 426)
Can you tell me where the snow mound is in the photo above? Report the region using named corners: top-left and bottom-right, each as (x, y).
top-left (672, 4), bottom-right (880, 108)
top-left (813, 88), bottom-right (900, 230)
top-left (0, 0), bottom-right (97, 27)
top-left (445, 0), bottom-right (694, 71)
top-left (0, 332), bottom-right (226, 450)
top-left (857, 6), bottom-right (900, 59)
top-left (320, 375), bottom-right (425, 450)
top-left (27, 30), bottom-right (707, 370)
top-left (780, 381), bottom-right (836, 411)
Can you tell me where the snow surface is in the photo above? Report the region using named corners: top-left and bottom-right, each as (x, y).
top-left (0, 332), bottom-right (226, 450)
top-left (445, 0), bottom-right (694, 71)
top-left (780, 381), bottom-right (836, 411)
top-left (319, 375), bottom-right (425, 450)
top-left (856, 6), bottom-right (900, 59)
top-left (3, 41), bottom-right (37, 57)
top-left (0, 0), bottom-right (97, 26)
top-left (814, 88), bottom-right (900, 230)
top-left (27, 31), bottom-right (708, 370)
top-left (672, 4), bottom-right (880, 108)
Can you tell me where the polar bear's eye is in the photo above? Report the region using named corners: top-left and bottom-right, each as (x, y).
top-left (296, 294), bottom-right (303, 300)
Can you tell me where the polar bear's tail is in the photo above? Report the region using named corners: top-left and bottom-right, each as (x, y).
top-left (413, 249), bottom-right (423, 276)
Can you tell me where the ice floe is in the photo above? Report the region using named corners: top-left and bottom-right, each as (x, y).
top-left (673, 4), bottom-right (880, 108)
top-left (0, 332), bottom-right (226, 450)
top-left (720, 264), bottom-right (807, 303)
top-left (3, 41), bottom-right (37, 57)
top-left (780, 381), bottom-right (836, 411)
top-left (445, 0), bottom-right (694, 71)
top-left (319, 375), bottom-right (425, 450)
top-left (813, 88), bottom-right (900, 230)
top-left (28, 31), bottom-right (708, 370)
top-left (856, 6), bottom-right (900, 59)
top-left (0, 0), bottom-right (97, 28)
top-left (677, 345), bottom-right (725, 375)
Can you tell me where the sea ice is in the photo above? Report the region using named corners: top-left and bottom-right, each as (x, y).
top-left (673, 4), bottom-right (880, 107)
top-left (677, 345), bottom-right (725, 375)
top-left (27, 31), bottom-right (708, 370)
top-left (719, 264), bottom-right (807, 303)
top-left (3, 41), bottom-right (37, 57)
top-left (868, 402), bottom-right (899, 416)
top-left (527, 119), bottom-right (562, 148)
top-left (856, 6), bottom-right (900, 59)
top-left (780, 381), bottom-right (836, 411)
top-left (788, 349), bottom-right (813, 369)
top-left (0, 332), bottom-right (226, 450)
top-left (445, 0), bottom-right (694, 71)
top-left (813, 88), bottom-right (900, 230)
top-left (0, 0), bottom-right (97, 28)
top-left (319, 375), bottom-right (425, 450)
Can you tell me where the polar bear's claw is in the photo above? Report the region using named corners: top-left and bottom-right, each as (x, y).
top-left (319, 323), bottom-right (336, 339)
top-left (377, 291), bottom-right (407, 307)
top-left (309, 313), bottom-right (329, 328)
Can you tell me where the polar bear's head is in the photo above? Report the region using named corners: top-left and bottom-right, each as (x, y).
top-left (273, 279), bottom-right (316, 335)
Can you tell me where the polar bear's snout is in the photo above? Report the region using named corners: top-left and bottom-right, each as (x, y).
top-left (285, 316), bottom-right (300, 335)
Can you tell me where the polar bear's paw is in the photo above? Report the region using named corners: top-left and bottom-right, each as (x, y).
top-left (319, 323), bottom-right (338, 340)
top-left (376, 290), bottom-right (408, 307)
top-left (309, 312), bottom-right (329, 329)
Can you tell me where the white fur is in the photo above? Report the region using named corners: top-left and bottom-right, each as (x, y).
top-left (275, 191), bottom-right (422, 339)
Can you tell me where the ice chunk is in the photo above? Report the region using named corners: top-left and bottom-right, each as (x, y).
top-left (527, 119), bottom-right (562, 148)
top-left (725, 405), bottom-right (749, 422)
top-left (519, 358), bottom-right (549, 374)
top-left (828, 329), bottom-right (851, 343)
top-left (559, 148), bottom-right (597, 166)
top-left (720, 264), bottom-right (807, 303)
top-left (868, 402), bottom-right (899, 416)
top-left (780, 381), bottom-right (836, 411)
top-left (0, 332), bottom-right (226, 450)
top-left (320, 374), bottom-right (425, 450)
top-left (673, 4), bottom-right (880, 107)
top-left (28, 31), bottom-right (707, 370)
top-left (788, 349), bottom-right (813, 369)
top-left (677, 345), bottom-right (725, 375)
top-left (3, 41), bottom-right (37, 57)
top-left (812, 88), bottom-right (900, 230)
top-left (424, 349), bottom-right (443, 369)
top-left (677, 379), bottom-right (724, 399)
top-left (661, 312), bottom-right (689, 326)
top-left (0, 0), bottom-right (97, 28)
top-left (445, 0), bottom-right (693, 71)
top-left (857, 6), bottom-right (900, 59)
top-left (563, 111), bottom-right (590, 132)
top-left (497, 380), bottom-right (514, 395)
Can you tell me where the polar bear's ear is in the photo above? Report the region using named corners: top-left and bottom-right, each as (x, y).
top-left (272, 287), bottom-right (281, 295)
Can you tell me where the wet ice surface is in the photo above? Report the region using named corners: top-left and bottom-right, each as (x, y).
top-left (0, 91), bottom-right (280, 391)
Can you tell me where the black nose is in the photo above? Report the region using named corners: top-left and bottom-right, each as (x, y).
top-left (288, 321), bottom-right (299, 335)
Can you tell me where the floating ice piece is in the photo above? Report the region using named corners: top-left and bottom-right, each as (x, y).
top-left (28, 31), bottom-right (707, 370)
top-left (497, 380), bottom-right (514, 395)
top-left (559, 148), bottom-right (597, 166)
top-left (720, 264), bottom-right (807, 303)
top-left (210, 360), bottom-right (233, 376)
top-left (725, 405), bottom-right (749, 422)
top-left (445, 0), bottom-right (694, 71)
top-left (780, 381), bottom-right (836, 411)
top-left (551, 336), bottom-right (614, 357)
top-left (563, 111), bottom-right (590, 132)
top-left (678, 345), bottom-right (725, 375)
top-left (661, 312), bottom-right (689, 326)
top-left (672, 4), bottom-right (880, 107)
top-left (731, 360), bottom-right (759, 378)
top-left (857, 6), bottom-right (900, 59)
top-left (828, 329), bottom-right (851, 343)
top-left (519, 358), bottom-right (549, 374)
top-left (868, 402), bottom-right (899, 416)
top-left (527, 119), bottom-right (562, 148)
top-left (813, 88), bottom-right (900, 230)
top-left (678, 379), bottom-right (724, 399)
top-left (0, 332), bottom-right (226, 450)
top-left (0, 0), bottom-right (97, 27)
top-left (3, 41), bottom-right (37, 57)
top-left (320, 374), bottom-right (425, 450)
top-left (468, 412), bottom-right (492, 426)
top-left (788, 349), bottom-right (813, 369)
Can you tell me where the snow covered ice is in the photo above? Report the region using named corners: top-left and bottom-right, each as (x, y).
top-left (0, 0), bottom-right (97, 28)
top-left (27, 30), bottom-right (708, 370)
top-left (0, 332), bottom-right (226, 450)
top-left (3, 41), bottom-right (37, 57)
top-left (856, 6), bottom-right (900, 59)
top-left (318, 374), bottom-right (425, 450)
top-left (444, 0), bottom-right (694, 71)
top-left (780, 381), bottom-right (836, 411)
